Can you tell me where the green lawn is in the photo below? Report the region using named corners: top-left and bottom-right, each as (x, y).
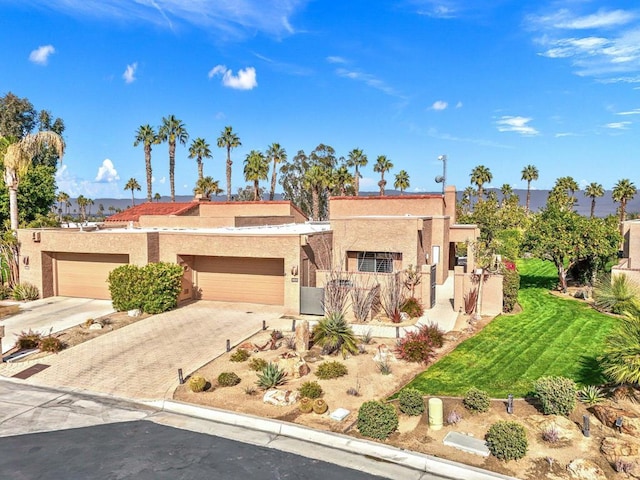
top-left (402, 259), bottom-right (616, 398)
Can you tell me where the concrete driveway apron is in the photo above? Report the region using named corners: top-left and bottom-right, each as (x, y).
top-left (3, 302), bottom-right (285, 400)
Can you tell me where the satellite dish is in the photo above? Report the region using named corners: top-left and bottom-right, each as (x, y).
top-left (435, 175), bottom-right (444, 183)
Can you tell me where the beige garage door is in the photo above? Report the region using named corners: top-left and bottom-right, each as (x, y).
top-left (55, 253), bottom-right (129, 299)
top-left (194, 256), bottom-right (284, 305)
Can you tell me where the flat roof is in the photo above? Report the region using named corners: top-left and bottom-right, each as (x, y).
top-left (93, 222), bottom-right (331, 236)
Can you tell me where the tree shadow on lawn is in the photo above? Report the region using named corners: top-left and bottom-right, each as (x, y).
top-left (519, 272), bottom-right (557, 290)
top-left (574, 355), bottom-right (607, 386)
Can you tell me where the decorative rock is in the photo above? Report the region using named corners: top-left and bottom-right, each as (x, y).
top-left (127, 309), bottom-right (141, 317)
top-left (88, 323), bottom-right (103, 330)
top-left (263, 389), bottom-right (299, 406)
top-left (277, 352), bottom-right (309, 378)
top-left (567, 459), bottom-right (607, 480)
top-left (294, 320), bottom-right (310, 353)
top-left (528, 414), bottom-right (578, 441)
top-left (592, 404), bottom-right (640, 436)
top-left (238, 342), bottom-right (255, 351)
top-left (601, 436), bottom-right (640, 459)
top-left (373, 344), bottom-right (394, 363)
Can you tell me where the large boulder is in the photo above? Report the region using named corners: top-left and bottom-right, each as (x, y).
top-left (592, 404), bottom-right (640, 436)
top-left (276, 352), bottom-right (310, 378)
top-left (601, 436), bottom-right (640, 459)
top-left (567, 459), bottom-right (607, 480)
top-left (294, 320), bottom-right (310, 352)
top-left (263, 389), bottom-right (299, 406)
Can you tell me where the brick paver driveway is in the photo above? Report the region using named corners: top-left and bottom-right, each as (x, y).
top-left (6, 302), bottom-right (286, 400)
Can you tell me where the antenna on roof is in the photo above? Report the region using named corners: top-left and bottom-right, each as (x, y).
top-left (435, 154), bottom-right (447, 194)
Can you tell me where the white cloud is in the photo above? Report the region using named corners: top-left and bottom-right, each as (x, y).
top-left (414, 1), bottom-right (458, 19)
top-left (455, 101), bottom-right (463, 108)
top-left (335, 68), bottom-right (404, 99)
top-left (431, 100), bottom-right (448, 110)
top-left (95, 159), bottom-right (120, 183)
top-left (605, 121), bottom-right (631, 129)
top-left (496, 116), bottom-right (539, 136)
top-left (122, 62), bottom-right (138, 83)
top-left (618, 108), bottom-right (640, 115)
top-left (546, 9), bottom-right (636, 30)
top-left (29, 45), bottom-right (55, 65)
top-left (555, 132), bottom-right (580, 137)
top-left (326, 56), bottom-right (347, 64)
top-left (56, 164), bottom-right (123, 198)
top-left (208, 65), bottom-right (257, 90)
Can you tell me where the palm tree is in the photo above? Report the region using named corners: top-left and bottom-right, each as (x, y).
top-left (2, 131), bottom-right (65, 231)
top-left (266, 143), bottom-right (287, 201)
top-left (56, 191), bottom-right (69, 222)
top-left (243, 150), bottom-right (269, 201)
top-left (154, 192), bottom-right (161, 202)
top-left (584, 182), bottom-right (604, 218)
top-left (470, 165), bottom-right (492, 201)
top-left (520, 164), bottom-right (539, 212)
top-left (133, 124), bottom-right (158, 203)
top-left (333, 164), bottom-right (354, 196)
top-left (86, 198), bottom-right (95, 219)
top-left (394, 170), bottom-right (410, 193)
top-left (346, 148), bottom-right (368, 196)
top-left (188, 137), bottom-right (212, 181)
top-left (216, 126), bottom-right (241, 201)
top-left (194, 176), bottom-right (222, 200)
top-left (373, 155), bottom-right (393, 196)
top-left (303, 164), bottom-right (330, 220)
top-left (500, 183), bottom-right (513, 206)
top-left (158, 115), bottom-right (189, 202)
top-left (462, 186), bottom-right (476, 212)
top-left (612, 178), bottom-right (637, 231)
top-left (125, 177), bottom-right (141, 207)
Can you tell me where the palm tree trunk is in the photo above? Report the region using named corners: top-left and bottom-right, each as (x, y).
top-left (226, 147), bottom-right (232, 201)
top-left (145, 145), bottom-right (153, 202)
top-left (526, 181), bottom-right (531, 212)
top-left (8, 185), bottom-right (19, 231)
top-left (312, 189), bottom-right (319, 221)
top-left (254, 180), bottom-right (259, 201)
top-left (197, 158), bottom-right (203, 181)
top-left (270, 159), bottom-right (277, 201)
top-left (355, 166), bottom-right (360, 196)
top-left (590, 198), bottom-right (596, 218)
top-left (169, 141), bottom-right (176, 202)
top-left (131, 189), bottom-right (135, 207)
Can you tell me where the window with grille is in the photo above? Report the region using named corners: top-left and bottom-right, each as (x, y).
top-left (356, 252), bottom-right (395, 273)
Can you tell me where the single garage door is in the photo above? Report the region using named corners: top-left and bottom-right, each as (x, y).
top-left (194, 256), bottom-right (284, 305)
top-left (55, 253), bottom-right (129, 299)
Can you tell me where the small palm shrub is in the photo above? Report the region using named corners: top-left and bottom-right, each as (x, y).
top-left (38, 336), bottom-right (64, 353)
top-left (312, 312), bottom-right (358, 358)
top-left (486, 421), bottom-right (528, 461)
top-left (463, 387), bottom-right (491, 413)
top-left (533, 376), bottom-right (576, 416)
top-left (15, 329), bottom-right (42, 349)
top-left (357, 401), bottom-right (398, 440)
top-left (398, 388), bottom-right (425, 416)
top-left (188, 375), bottom-right (207, 392)
top-left (298, 381), bottom-right (323, 399)
top-left (248, 357), bottom-right (268, 372)
top-left (578, 385), bottom-right (607, 406)
top-left (12, 282), bottom-right (40, 301)
top-left (600, 314), bottom-right (640, 385)
top-left (299, 397), bottom-right (314, 413)
top-left (217, 372), bottom-right (241, 387)
top-left (593, 274), bottom-right (640, 315)
top-left (316, 361), bottom-right (348, 380)
top-left (312, 398), bottom-right (328, 414)
top-left (230, 348), bottom-right (250, 362)
top-left (256, 363), bottom-right (287, 389)
top-left (395, 323), bottom-right (445, 364)
top-left (400, 297), bottom-right (424, 318)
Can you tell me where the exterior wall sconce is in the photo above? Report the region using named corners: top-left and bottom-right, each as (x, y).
top-left (291, 265), bottom-right (299, 276)
top-left (22, 256), bottom-right (29, 267)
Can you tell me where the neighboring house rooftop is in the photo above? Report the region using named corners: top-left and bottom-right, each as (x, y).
top-left (105, 202), bottom-right (199, 222)
top-left (93, 222), bottom-right (331, 236)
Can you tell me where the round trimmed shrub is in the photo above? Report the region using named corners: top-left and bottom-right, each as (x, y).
top-left (463, 387), bottom-right (491, 413)
top-left (188, 375), bottom-right (207, 392)
top-left (313, 398), bottom-right (328, 414)
top-left (230, 348), bottom-right (250, 362)
top-left (398, 388), bottom-right (425, 416)
top-left (316, 361), bottom-right (348, 379)
top-left (357, 401), bottom-right (399, 440)
top-left (248, 357), bottom-right (268, 372)
top-left (299, 397), bottom-right (313, 414)
top-left (298, 381), bottom-right (323, 399)
top-left (217, 372), bottom-right (241, 387)
top-left (486, 421), bottom-right (528, 461)
top-left (533, 376), bottom-right (577, 416)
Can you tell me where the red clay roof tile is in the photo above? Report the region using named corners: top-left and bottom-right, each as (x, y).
top-left (105, 202), bottom-right (199, 222)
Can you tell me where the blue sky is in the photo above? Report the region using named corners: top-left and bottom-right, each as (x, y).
top-left (1, 0), bottom-right (639, 199)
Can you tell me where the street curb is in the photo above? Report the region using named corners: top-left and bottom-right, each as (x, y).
top-left (146, 399), bottom-right (518, 480)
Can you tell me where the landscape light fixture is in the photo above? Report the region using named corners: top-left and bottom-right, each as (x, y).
top-left (583, 415), bottom-right (590, 437)
top-left (435, 154), bottom-right (447, 194)
top-left (507, 394), bottom-right (514, 414)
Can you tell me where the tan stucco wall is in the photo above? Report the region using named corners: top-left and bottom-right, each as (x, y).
top-left (138, 216), bottom-right (234, 228)
top-left (329, 195), bottom-right (445, 218)
top-left (453, 267), bottom-right (504, 316)
top-left (622, 220), bottom-right (640, 269)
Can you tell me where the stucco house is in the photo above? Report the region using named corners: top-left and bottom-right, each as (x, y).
top-left (17, 186), bottom-right (503, 316)
top-left (612, 219), bottom-right (640, 285)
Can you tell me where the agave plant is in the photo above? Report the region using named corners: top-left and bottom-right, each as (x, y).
top-left (256, 362), bottom-right (287, 389)
top-left (312, 312), bottom-right (358, 358)
top-left (578, 385), bottom-right (606, 406)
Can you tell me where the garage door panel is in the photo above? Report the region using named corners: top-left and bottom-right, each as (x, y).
top-left (55, 253), bottom-right (128, 299)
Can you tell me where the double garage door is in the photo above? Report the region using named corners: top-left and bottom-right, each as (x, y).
top-left (55, 253), bottom-right (129, 300)
top-left (193, 256), bottom-right (284, 305)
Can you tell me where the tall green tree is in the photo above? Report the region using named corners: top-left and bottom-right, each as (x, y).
top-left (470, 165), bottom-right (492, 201)
top-left (612, 178), bottom-right (637, 231)
top-left (266, 142), bottom-right (287, 201)
top-left (188, 137), bottom-right (212, 181)
top-left (76, 195), bottom-right (88, 223)
top-left (548, 176), bottom-right (579, 211)
top-left (154, 192), bottom-right (161, 202)
top-left (158, 115), bottom-right (189, 202)
top-left (243, 150), bottom-right (269, 201)
top-left (0, 92), bottom-right (36, 138)
top-left (373, 155), bottom-right (393, 196)
top-left (333, 164), bottom-right (354, 196)
top-left (56, 191), bottom-right (69, 222)
top-left (216, 126), bottom-right (241, 201)
top-left (521, 164), bottom-right (538, 212)
top-left (194, 176), bottom-right (222, 199)
top-left (394, 170), bottom-right (410, 193)
top-left (133, 124), bottom-right (158, 203)
top-left (303, 164), bottom-right (331, 221)
top-left (346, 148), bottom-right (367, 196)
top-left (125, 177), bottom-right (141, 207)
top-left (584, 182), bottom-right (604, 218)
top-left (279, 150), bottom-right (312, 217)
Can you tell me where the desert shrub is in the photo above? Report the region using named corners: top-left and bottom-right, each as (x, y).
top-left (283, 335), bottom-right (296, 350)
top-left (463, 387), bottom-right (491, 413)
top-left (316, 361), bottom-right (348, 380)
top-left (486, 421), bottom-right (528, 461)
top-left (447, 410), bottom-right (462, 425)
top-left (313, 398), bottom-right (328, 414)
top-left (0, 284), bottom-right (12, 300)
top-left (312, 313), bottom-right (358, 358)
top-left (15, 329), bottom-right (42, 349)
top-left (376, 358), bottom-right (392, 375)
top-left (299, 397), bottom-right (314, 413)
top-left (256, 363), bottom-right (287, 389)
top-left (464, 288), bottom-right (478, 315)
top-left (533, 376), bottom-right (577, 416)
top-left (107, 265), bottom-right (145, 311)
top-left (230, 348), bottom-right (250, 362)
top-left (578, 385), bottom-right (606, 406)
top-left (188, 375), bottom-right (207, 392)
top-left (298, 381), bottom-right (323, 399)
top-left (502, 265), bottom-right (520, 313)
top-left (360, 329), bottom-right (373, 345)
top-left (395, 323), bottom-right (444, 364)
top-left (217, 372), bottom-right (241, 387)
top-left (615, 459), bottom-right (634, 474)
top-left (380, 274), bottom-right (405, 323)
top-left (357, 401), bottom-right (399, 440)
top-left (12, 282), bottom-right (40, 301)
top-left (593, 274), bottom-right (640, 315)
top-left (398, 388), bottom-right (425, 416)
top-left (38, 336), bottom-right (64, 353)
top-left (244, 385), bottom-right (257, 396)
top-left (541, 426), bottom-right (559, 443)
top-left (248, 357), bottom-right (268, 372)
top-left (400, 297), bottom-right (424, 318)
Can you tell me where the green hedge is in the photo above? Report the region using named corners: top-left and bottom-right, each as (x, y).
top-left (108, 262), bottom-right (183, 314)
top-left (502, 267), bottom-right (520, 313)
